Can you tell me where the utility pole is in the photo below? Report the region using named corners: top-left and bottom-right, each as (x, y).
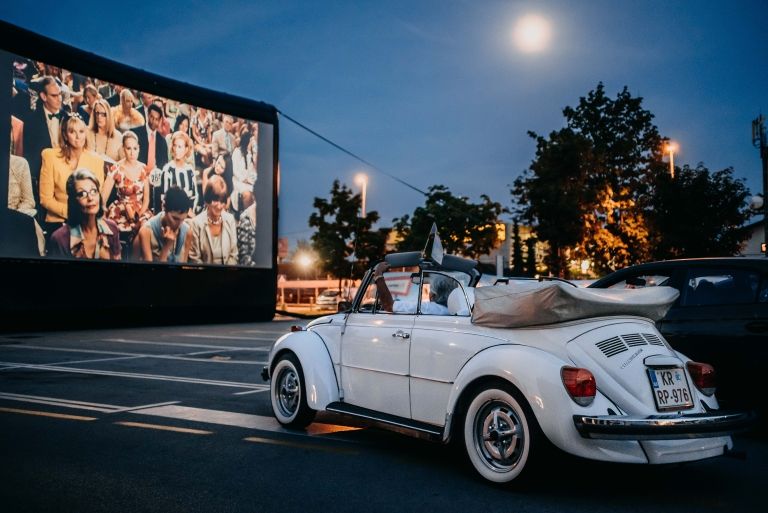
top-left (753, 115), bottom-right (768, 256)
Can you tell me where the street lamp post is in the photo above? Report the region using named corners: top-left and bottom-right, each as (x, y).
top-left (752, 115), bottom-right (768, 256)
top-left (355, 173), bottom-right (368, 217)
top-left (665, 140), bottom-right (678, 179)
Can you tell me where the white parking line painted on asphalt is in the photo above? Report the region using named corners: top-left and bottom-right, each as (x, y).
top-left (3, 344), bottom-right (267, 364)
top-left (0, 392), bottom-right (123, 412)
top-left (178, 333), bottom-right (276, 342)
top-left (103, 338), bottom-right (270, 351)
top-left (0, 361), bottom-right (270, 389)
top-left (232, 389), bottom-right (270, 396)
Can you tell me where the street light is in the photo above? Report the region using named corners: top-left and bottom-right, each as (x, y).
top-left (355, 173), bottom-right (368, 217)
top-left (664, 140), bottom-right (679, 178)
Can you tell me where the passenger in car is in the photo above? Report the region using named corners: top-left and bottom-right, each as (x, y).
top-left (372, 262), bottom-right (454, 315)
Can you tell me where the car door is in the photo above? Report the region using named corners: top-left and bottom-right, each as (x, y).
top-left (340, 271), bottom-right (416, 418)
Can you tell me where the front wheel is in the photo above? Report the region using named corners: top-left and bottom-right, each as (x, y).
top-left (270, 353), bottom-right (316, 428)
top-left (463, 384), bottom-right (535, 483)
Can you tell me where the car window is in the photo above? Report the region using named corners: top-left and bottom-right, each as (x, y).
top-left (356, 270), bottom-right (419, 315)
top-left (606, 274), bottom-right (672, 289)
top-left (680, 268), bottom-right (759, 307)
top-left (420, 272), bottom-right (465, 316)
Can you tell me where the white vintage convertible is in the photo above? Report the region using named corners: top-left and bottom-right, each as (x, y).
top-left (263, 252), bottom-right (752, 483)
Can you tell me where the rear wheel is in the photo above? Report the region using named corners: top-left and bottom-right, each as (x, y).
top-left (270, 353), bottom-right (316, 428)
top-left (462, 384), bottom-right (535, 483)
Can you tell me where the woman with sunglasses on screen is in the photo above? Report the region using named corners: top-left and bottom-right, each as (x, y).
top-left (188, 174), bottom-right (237, 265)
top-left (86, 98), bottom-right (122, 162)
top-left (47, 168), bottom-right (121, 260)
top-left (39, 113), bottom-right (105, 231)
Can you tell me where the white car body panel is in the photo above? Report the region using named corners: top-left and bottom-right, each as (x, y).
top-left (267, 263), bottom-right (747, 472)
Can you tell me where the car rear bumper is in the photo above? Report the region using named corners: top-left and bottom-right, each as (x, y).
top-left (573, 410), bottom-right (755, 440)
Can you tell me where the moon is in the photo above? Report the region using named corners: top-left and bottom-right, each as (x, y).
top-left (513, 14), bottom-right (552, 53)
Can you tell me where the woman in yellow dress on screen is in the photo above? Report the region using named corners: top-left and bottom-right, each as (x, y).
top-left (39, 112), bottom-right (105, 226)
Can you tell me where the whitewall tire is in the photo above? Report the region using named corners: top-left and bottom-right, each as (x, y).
top-left (270, 353), bottom-right (316, 428)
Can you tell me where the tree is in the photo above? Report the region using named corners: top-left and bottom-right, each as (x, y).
top-left (511, 221), bottom-right (524, 275)
top-left (648, 165), bottom-right (753, 258)
top-left (393, 185), bottom-right (506, 259)
top-left (309, 180), bottom-right (388, 287)
top-left (514, 83), bottom-right (664, 276)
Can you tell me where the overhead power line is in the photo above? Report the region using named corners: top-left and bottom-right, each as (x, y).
top-left (277, 109), bottom-right (428, 196)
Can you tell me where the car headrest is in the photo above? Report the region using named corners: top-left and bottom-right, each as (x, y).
top-left (447, 288), bottom-right (474, 316)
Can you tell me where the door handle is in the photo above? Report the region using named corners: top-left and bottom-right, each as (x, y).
top-left (392, 330), bottom-right (410, 339)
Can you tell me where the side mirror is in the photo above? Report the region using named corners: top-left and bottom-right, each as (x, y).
top-left (337, 301), bottom-right (352, 313)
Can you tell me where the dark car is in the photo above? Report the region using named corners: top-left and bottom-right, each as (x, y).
top-left (590, 258), bottom-right (768, 422)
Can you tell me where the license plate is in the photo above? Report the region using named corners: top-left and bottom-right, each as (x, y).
top-left (647, 367), bottom-right (694, 411)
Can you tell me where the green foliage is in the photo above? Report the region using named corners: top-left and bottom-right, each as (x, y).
top-left (514, 83), bottom-right (752, 275)
top-left (648, 165), bottom-right (753, 258)
top-left (511, 221), bottom-right (524, 275)
top-left (392, 185), bottom-right (506, 258)
top-left (514, 83), bottom-right (662, 277)
top-left (309, 180), bottom-right (388, 281)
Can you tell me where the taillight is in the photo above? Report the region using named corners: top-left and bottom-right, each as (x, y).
top-left (290, 325), bottom-right (304, 332)
top-left (561, 367), bottom-right (596, 406)
top-left (687, 361), bottom-right (716, 396)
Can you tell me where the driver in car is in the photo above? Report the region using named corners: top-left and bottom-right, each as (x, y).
top-left (372, 262), bottom-right (455, 315)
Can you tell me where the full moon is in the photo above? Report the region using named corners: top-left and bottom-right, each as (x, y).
top-left (513, 14), bottom-right (551, 53)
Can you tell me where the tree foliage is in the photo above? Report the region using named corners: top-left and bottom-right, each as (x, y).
top-left (648, 165), bottom-right (753, 258)
top-left (514, 83), bottom-right (752, 276)
top-left (393, 185), bottom-right (506, 258)
top-left (309, 180), bottom-right (388, 283)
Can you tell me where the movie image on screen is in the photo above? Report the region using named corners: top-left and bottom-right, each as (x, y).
top-left (6, 53), bottom-right (274, 268)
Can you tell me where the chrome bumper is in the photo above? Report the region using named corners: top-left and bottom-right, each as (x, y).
top-left (573, 411), bottom-right (755, 440)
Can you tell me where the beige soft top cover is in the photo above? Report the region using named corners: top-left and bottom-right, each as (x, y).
top-left (471, 282), bottom-right (679, 328)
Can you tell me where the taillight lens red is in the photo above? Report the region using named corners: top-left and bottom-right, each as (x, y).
top-left (687, 361), bottom-right (716, 396)
top-left (290, 325), bottom-right (304, 332)
top-left (561, 367), bottom-right (597, 406)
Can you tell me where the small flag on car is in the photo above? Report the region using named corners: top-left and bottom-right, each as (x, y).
top-left (428, 222), bottom-right (444, 264)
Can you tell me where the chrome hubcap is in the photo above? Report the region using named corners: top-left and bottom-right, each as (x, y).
top-left (475, 401), bottom-right (524, 471)
top-left (276, 367), bottom-right (300, 417)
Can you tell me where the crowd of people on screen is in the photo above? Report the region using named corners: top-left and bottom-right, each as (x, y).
top-left (7, 58), bottom-right (261, 265)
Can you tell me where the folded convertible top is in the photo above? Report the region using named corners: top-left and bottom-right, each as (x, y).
top-left (471, 282), bottom-right (679, 328)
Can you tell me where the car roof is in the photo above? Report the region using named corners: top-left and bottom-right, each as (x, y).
top-left (590, 257), bottom-right (768, 287)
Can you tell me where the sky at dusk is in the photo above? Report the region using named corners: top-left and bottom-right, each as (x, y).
top-left (3, 0), bottom-right (767, 248)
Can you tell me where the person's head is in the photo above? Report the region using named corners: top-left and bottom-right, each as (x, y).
top-left (147, 103), bottom-right (163, 131)
top-left (39, 76), bottom-right (62, 112)
top-left (83, 84), bottom-right (99, 108)
top-left (173, 113), bottom-right (190, 134)
top-left (59, 113), bottom-right (87, 157)
top-left (121, 130), bottom-right (140, 163)
top-left (240, 190), bottom-right (255, 209)
top-left (119, 88), bottom-right (135, 111)
top-left (170, 130), bottom-right (193, 162)
top-left (428, 274), bottom-right (457, 307)
top-left (66, 168), bottom-right (103, 226)
top-left (239, 131), bottom-right (251, 155)
top-left (89, 98), bottom-right (115, 137)
top-left (140, 91), bottom-right (155, 107)
top-left (204, 174), bottom-right (228, 216)
top-left (162, 186), bottom-right (192, 229)
top-left (222, 115), bottom-right (234, 133)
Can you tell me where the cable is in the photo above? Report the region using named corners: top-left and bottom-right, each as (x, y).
top-left (277, 109), bottom-right (428, 196)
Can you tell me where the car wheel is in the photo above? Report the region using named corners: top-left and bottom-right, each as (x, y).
top-left (463, 384), bottom-right (534, 483)
top-left (270, 353), bottom-right (316, 428)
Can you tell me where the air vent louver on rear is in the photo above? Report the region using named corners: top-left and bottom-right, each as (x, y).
top-left (596, 336), bottom-right (628, 357)
top-left (621, 334), bottom-right (647, 347)
top-left (642, 333), bottom-right (665, 346)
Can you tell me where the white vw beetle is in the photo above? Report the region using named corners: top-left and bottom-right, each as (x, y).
top-left (263, 251), bottom-right (751, 484)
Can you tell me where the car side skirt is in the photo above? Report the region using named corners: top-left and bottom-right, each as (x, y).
top-left (326, 401), bottom-right (444, 441)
